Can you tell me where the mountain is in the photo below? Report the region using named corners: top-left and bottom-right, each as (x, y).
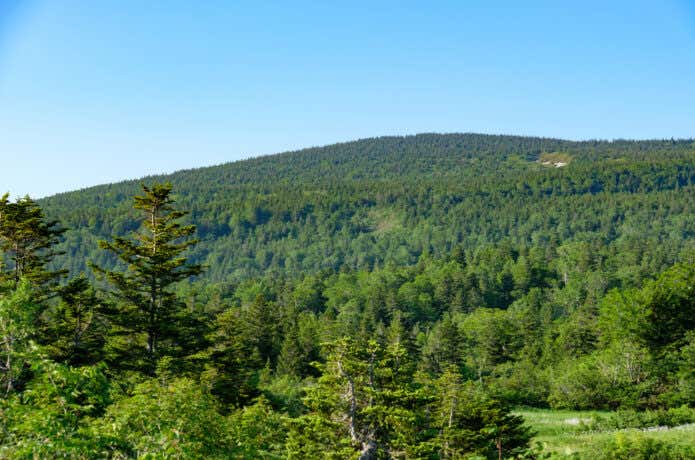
top-left (40, 133), bottom-right (695, 283)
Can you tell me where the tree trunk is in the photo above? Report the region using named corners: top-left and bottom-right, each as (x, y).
top-left (337, 359), bottom-right (358, 443)
top-left (359, 439), bottom-right (377, 460)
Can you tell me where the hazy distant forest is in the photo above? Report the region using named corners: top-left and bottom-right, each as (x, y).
top-left (1, 134), bottom-right (695, 458)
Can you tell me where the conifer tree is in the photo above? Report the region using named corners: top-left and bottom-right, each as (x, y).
top-left (199, 308), bottom-right (261, 407)
top-left (0, 194), bottom-right (66, 295)
top-left (93, 183), bottom-right (201, 374)
top-left (43, 275), bottom-right (105, 366)
top-left (242, 293), bottom-right (280, 365)
top-left (288, 337), bottom-right (432, 459)
top-left (430, 367), bottom-right (534, 459)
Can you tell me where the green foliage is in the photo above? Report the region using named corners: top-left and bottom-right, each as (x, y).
top-left (1, 134), bottom-right (694, 456)
top-left (548, 341), bottom-right (655, 410)
top-left (584, 433), bottom-right (695, 460)
top-left (587, 405), bottom-right (695, 432)
top-left (227, 397), bottom-right (288, 459)
top-left (288, 337), bottom-right (433, 458)
top-left (42, 275), bottom-right (106, 366)
top-left (520, 408), bottom-right (695, 459)
top-left (288, 337), bottom-right (534, 459)
top-left (39, 134), bottom-right (695, 284)
top-left (89, 378), bottom-right (232, 458)
top-left (677, 332), bottom-right (695, 404)
top-left (93, 183), bottom-right (202, 375)
top-left (0, 194), bottom-right (66, 293)
top-left (597, 288), bottom-right (648, 346)
top-left (0, 361), bottom-right (109, 459)
top-left (640, 263), bottom-right (695, 352)
top-left (0, 281), bottom-right (41, 395)
top-left (430, 367), bottom-right (534, 459)
top-left (199, 307), bottom-right (261, 407)
top-left (463, 308), bottom-right (524, 374)
top-left (258, 373), bottom-right (306, 416)
top-left (488, 360), bottom-right (550, 408)
top-left (419, 312), bottom-right (466, 376)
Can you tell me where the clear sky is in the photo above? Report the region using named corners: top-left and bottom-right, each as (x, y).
top-left (1, 0), bottom-right (694, 198)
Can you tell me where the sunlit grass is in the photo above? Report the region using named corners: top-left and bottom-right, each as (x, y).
top-left (516, 408), bottom-right (695, 458)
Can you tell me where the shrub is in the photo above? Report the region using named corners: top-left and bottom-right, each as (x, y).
top-left (582, 433), bottom-right (695, 460)
top-left (548, 341), bottom-right (655, 410)
top-left (588, 406), bottom-right (695, 431)
top-left (88, 378), bottom-right (233, 458)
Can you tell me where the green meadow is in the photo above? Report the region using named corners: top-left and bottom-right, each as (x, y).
top-left (519, 408), bottom-right (695, 458)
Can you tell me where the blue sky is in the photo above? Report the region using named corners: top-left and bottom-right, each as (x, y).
top-left (1, 0), bottom-right (694, 198)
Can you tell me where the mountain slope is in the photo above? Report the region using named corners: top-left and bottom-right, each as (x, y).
top-left (40, 133), bottom-right (695, 282)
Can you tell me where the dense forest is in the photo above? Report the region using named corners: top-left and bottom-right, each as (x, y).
top-left (42, 134), bottom-right (695, 282)
top-left (1, 133), bottom-right (694, 458)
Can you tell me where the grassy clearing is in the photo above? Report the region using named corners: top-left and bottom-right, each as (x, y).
top-left (368, 208), bottom-right (402, 234)
top-left (538, 152), bottom-right (572, 167)
top-left (516, 408), bottom-right (695, 458)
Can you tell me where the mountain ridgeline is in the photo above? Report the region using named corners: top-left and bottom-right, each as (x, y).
top-left (41, 133), bottom-right (695, 284)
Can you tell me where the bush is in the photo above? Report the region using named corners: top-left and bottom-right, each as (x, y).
top-left (0, 362), bottom-right (110, 459)
top-left (88, 378), bottom-right (234, 458)
top-left (489, 360), bottom-right (550, 407)
top-left (227, 397), bottom-right (288, 459)
top-left (582, 433), bottom-right (695, 460)
top-left (548, 341), bottom-right (655, 410)
top-left (588, 406), bottom-right (695, 431)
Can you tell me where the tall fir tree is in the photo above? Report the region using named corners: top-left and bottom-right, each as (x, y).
top-left (93, 183), bottom-right (202, 375)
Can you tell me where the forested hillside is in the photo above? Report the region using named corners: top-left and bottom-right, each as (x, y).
top-left (1, 133), bottom-right (694, 458)
top-left (41, 134), bottom-right (695, 282)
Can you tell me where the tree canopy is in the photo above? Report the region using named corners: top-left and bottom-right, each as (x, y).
top-left (0, 133), bottom-right (694, 458)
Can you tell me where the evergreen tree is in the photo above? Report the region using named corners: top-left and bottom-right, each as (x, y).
top-left (0, 194), bottom-right (66, 295)
top-left (640, 263), bottom-right (695, 352)
top-left (199, 308), bottom-right (261, 407)
top-left (42, 275), bottom-right (105, 366)
top-left (93, 183), bottom-right (202, 375)
top-left (430, 367), bottom-right (534, 459)
top-left (277, 311), bottom-right (320, 377)
top-left (288, 337), bottom-right (432, 459)
top-left (242, 293), bottom-right (280, 366)
top-left (420, 312), bottom-right (464, 376)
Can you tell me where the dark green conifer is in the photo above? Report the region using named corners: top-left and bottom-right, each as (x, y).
top-left (43, 275), bottom-right (105, 366)
top-left (93, 183), bottom-right (202, 375)
top-left (0, 194), bottom-right (67, 295)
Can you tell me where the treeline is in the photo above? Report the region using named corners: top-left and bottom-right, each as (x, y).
top-left (1, 179), bottom-right (694, 458)
top-left (40, 134), bottom-right (695, 281)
